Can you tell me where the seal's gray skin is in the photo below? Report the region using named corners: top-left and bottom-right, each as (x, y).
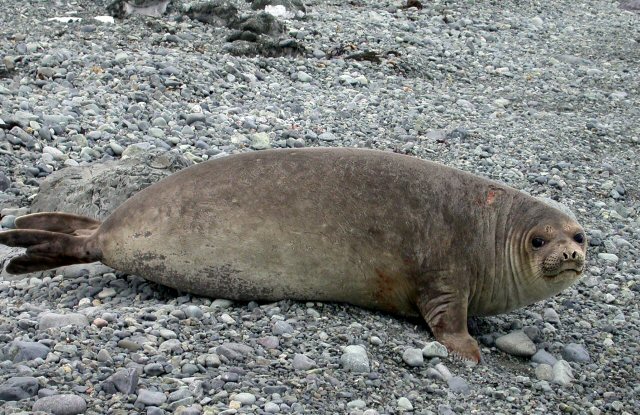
top-left (0, 148), bottom-right (587, 362)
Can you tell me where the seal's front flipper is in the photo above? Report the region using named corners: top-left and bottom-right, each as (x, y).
top-left (14, 212), bottom-right (100, 236)
top-left (0, 225), bottom-right (102, 274)
top-left (417, 287), bottom-right (481, 363)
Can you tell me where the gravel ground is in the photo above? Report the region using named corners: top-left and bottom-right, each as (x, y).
top-left (0, 0), bottom-right (639, 414)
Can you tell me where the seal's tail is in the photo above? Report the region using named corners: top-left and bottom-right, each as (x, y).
top-left (0, 212), bottom-right (102, 274)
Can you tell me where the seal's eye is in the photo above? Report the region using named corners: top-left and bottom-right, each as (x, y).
top-left (532, 237), bottom-right (546, 249)
top-left (573, 233), bottom-right (585, 244)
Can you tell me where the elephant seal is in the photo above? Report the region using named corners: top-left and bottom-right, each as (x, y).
top-left (0, 148), bottom-right (587, 362)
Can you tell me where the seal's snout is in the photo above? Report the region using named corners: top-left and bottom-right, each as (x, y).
top-left (539, 237), bottom-right (586, 278)
top-left (562, 249), bottom-right (585, 265)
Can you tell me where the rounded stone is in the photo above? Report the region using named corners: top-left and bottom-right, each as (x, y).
top-left (32, 394), bottom-right (87, 415)
top-left (292, 353), bottom-right (317, 371)
top-left (402, 348), bottom-right (424, 367)
top-left (397, 397), bottom-right (413, 411)
top-left (535, 363), bottom-right (554, 381)
top-left (233, 392), bottom-right (256, 405)
top-left (341, 345), bottom-right (370, 373)
top-left (422, 341), bottom-right (448, 358)
top-left (561, 343), bottom-right (590, 363)
top-left (495, 330), bottom-right (536, 357)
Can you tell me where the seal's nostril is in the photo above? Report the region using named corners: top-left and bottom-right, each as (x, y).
top-left (572, 251), bottom-right (577, 259)
top-left (563, 252), bottom-right (568, 260)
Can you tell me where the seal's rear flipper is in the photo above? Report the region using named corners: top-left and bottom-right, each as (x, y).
top-left (15, 212), bottom-right (101, 236)
top-left (0, 213), bottom-right (103, 274)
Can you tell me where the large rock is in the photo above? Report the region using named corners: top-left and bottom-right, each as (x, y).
top-left (107, 0), bottom-right (172, 19)
top-left (183, 1), bottom-right (239, 26)
top-left (30, 150), bottom-right (191, 220)
top-left (2, 340), bottom-right (50, 362)
top-left (0, 377), bottom-right (39, 401)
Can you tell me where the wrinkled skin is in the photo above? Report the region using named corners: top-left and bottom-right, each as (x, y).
top-left (0, 148), bottom-right (587, 362)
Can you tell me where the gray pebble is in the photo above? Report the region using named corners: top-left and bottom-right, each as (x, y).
top-left (272, 320), bottom-right (294, 335)
top-left (148, 127), bottom-right (165, 138)
top-left (597, 252), bottom-right (619, 264)
top-left (264, 402), bottom-right (280, 412)
top-left (447, 376), bottom-right (471, 395)
top-left (136, 389), bottom-right (167, 407)
top-left (109, 142), bottom-right (124, 155)
top-left (42, 145), bottom-right (65, 160)
top-left (531, 349), bottom-right (558, 366)
top-left (341, 345), bottom-right (370, 373)
top-left (104, 368), bottom-right (139, 394)
top-left (369, 336), bottom-right (383, 346)
top-left (168, 388), bottom-right (192, 403)
top-left (210, 298), bottom-right (233, 309)
top-left (144, 363), bottom-right (165, 376)
top-left (184, 305), bottom-right (204, 319)
top-left (251, 132), bottom-right (271, 150)
top-left (96, 348), bottom-right (112, 363)
top-left (347, 399), bottom-right (366, 409)
top-left (495, 330), bottom-right (536, 357)
top-left (438, 404), bottom-right (456, 415)
top-left (552, 360), bottom-right (574, 386)
top-left (258, 336), bottom-right (279, 349)
top-left (159, 328), bottom-right (177, 339)
top-left (535, 363), bottom-right (554, 381)
top-left (319, 132), bottom-right (337, 141)
top-left (32, 394), bottom-right (87, 415)
top-left (562, 343), bottom-right (591, 363)
top-left (98, 287), bottom-right (116, 299)
top-left (402, 347), bottom-right (424, 367)
top-left (39, 312), bottom-right (89, 330)
top-left (397, 397), bottom-right (413, 411)
top-left (0, 377), bottom-right (39, 401)
top-left (296, 71), bottom-right (312, 82)
top-left (186, 113), bottom-right (206, 125)
top-left (0, 215), bottom-right (16, 229)
top-left (233, 392), bottom-right (256, 405)
top-left (216, 343), bottom-right (253, 361)
top-left (292, 353), bottom-right (317, 370)
top-left (4, 340), bottom-right (49, 362)
top-left (0, 172), bottom-right (10, 191)
top-left (159, 339), bottom-right (183, 354)
top-left (175, 406), bottom-right (201, 415)
top-left (543, 308), bottom-right (560, 324)
top-left (422, 341), bottom-right (448, 358)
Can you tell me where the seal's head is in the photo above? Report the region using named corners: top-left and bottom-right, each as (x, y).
top-left (526, 216), bottom-right (586, 282)
top-left (472, 195), bottom-right (588, 317)
top-left (508, 198), bottom-right (587, 308)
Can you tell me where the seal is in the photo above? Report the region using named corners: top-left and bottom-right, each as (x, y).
top-left (0, 148), bottom-right (587, 362)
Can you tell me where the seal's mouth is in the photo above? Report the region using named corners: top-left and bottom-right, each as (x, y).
top-left (543, 267), bottom-right (583, 280)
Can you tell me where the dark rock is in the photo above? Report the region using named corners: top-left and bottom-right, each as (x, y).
top-left (620, 1), bottom-right (640, 12)
top-left (32, 394), bottom-right (87, 415)
top-left (562, 343), bottom-right (591, 363)
top-left (184, 1), bottom-right (238, 27)
top-left (0, 377), bottom-right (39, 401)
top-left (216, 343), bottom-right (253, 361)
top-left (30, 150), bottom-right (191, 220)
top-left (107, 0), bottom-right (171, 19)
top-left (223, 37), bottom-right (305, 58)
top-left (102, 368), bottom-right (139, 394)
top-left (0, 171), bottom-right (10, 191)
top-left (229, 12), bottom-right (285, 37)
top-left (2, 340), bottom-right (50, 362)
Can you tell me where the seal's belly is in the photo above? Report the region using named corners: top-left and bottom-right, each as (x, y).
top-left (100, 209), bottom-right (420, 316)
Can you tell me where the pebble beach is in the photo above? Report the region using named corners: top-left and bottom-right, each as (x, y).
top-left (0, 0), bottom-right (639, 414)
